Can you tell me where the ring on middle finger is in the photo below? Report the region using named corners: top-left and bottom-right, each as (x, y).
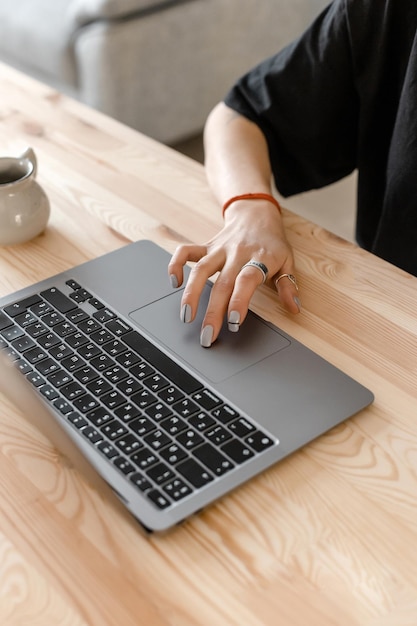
top-left (240, 259), bottom-right (269, 283)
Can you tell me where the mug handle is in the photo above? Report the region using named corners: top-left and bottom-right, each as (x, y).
top-left (20, 147), bottom-right (37, 177)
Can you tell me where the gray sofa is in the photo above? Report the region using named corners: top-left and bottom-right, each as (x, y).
top-left (0, 0), bottom-right (328, 144)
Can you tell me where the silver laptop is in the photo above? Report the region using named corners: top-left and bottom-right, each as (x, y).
top-left (0, 239), bottom-right (373, 531)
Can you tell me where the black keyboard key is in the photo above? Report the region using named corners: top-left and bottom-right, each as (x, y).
top-left (193, 443), bottom-right (234, 476)
top-left (73, 394), bottom-right (101, 414)
top-left (129, 416), bottom-right (156, 437)
top-left (66, 308), bottom-right (89, 324)
top-left (212, 405), bottom-right (239, 424)
top-left (2, 325), bottom-right (24, 341)
top-left (49, 343), bottom-right (73, 360)
top-left (54, 321), bottom-right (77, 337)
top-left (123, 330), bottom-right (202, 395)
top-left (78, 342), bottom-right (101, 360)
top-left (66, 279), bottom-right (81, 290)
top-left (37, 332), bottom-right (61, 350)
top-left (146, 489), bottom-right (171, 510)
top-left (206, 425), bottom-right (232, 446)
top-left (192, 389), bottom-right (221, 411)
top-left (25, 346), bottom-right (48, 364)
top-left (172, 398), bottom-right (200, 418)
top-left (78, 318), bottom-right (102, 334)
top-left (74, 366), bottom-right (99, 385)
top-left (25, 322), bottom-right (48, 339)
top-left (67, 412), bottom-right (88, 429)
top-left (101, 419), bottom-right (129, 441)
top-left (87, 407), bottom-right (113, 427)
top-left (106, 318), bottom-right (131, 336)
top-left (102, 340), bottom-right (126, 357)
top-left (146, 462), bottom-right (175, 485)
top-left (40, 384), bottom-right (59, 401)
top-left (86, 378), bottom-right (112, 397)
top-left (221, 439), bottom-right (255, 464)
top-left (90, 353), bottom-right (115, 372)
top-left (143, 373), bottom-right (170, 393)
top-left (117, 376), bottom-right (142, 396)
top-left (188, 411), bottom-right (216, 432)
top-left (53, 397), bottom-right (73, 415)
top-left (15, 311), bottom-right (37, 327)
top-left (176, 458), bottom-right (213, 488)
top-left (245, 430), bottom-right (275, 452)
top-left (97, 441), bottom-right (119, 460)
top-left (114, 403), bottom-right (141, 423)
top-left (48, 370), bottom-right (73, 388)
top-left (41, 288), bottom-right (77, 313)
top-left (129, 361), bottom-right (155, 380)
top-left (66, 332), bottom-right (89, 349)
top-left (228, 417), bottom-right (256, 438)
top-left (163, 478), bottom-right (192, 501)
top-left (101, 389), bottom-right (126, 409)
top-left (145, 401), bottom-right (172, 422)
top-left (158, 385), bottom-right (184, 405)
top-left (26, 371), bottom-right (45, 387)
top-left (90, 328), bottom-right (114, 345)
top-left (4, 295), bottom-right (42, 317)
top-left (131, 447), bottom-right (159, 470)
top-left (131, 388), bottom-right (157, 410)
top-left (60, 381), bottom-right (85, 400)
top-left (115, 350), bottom-right (140, 368)
top-left (36, 358), bottom-right (60, 376)
top-left (176, 429), bottom-right (204, 450)
top-left (143, 429), bottom-right (171, 451)
top-left (11, 335), bottom-right (36, 353)
top-left (115, 434), bottom-right (142, 455)
top-left (0, 311), bottom-right (13, 330)
top-left (129, 472), bottom-right (152, 492)
top-left (160, 415), bottom-right (188, 437)
top-left (62, 354), bottom-right (87, 372)
top-left (160, 443), bottom-right (187, 465)
top-left (113, 457), bottom-right (136, 475)
top-left (82, 426), bottom-right (103, 444)
top-left (93, 308), bottom-right (116, 323)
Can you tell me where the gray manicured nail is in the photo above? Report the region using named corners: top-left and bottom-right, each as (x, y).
top-left (228, 310), bottom-right (240, 332)
top-left (294, 296), bottom-right (302, 312)
top-left (170, 274), bottom-right (178, 289)
top-left (180, 303), bottom-right (192, 323)
top-left (200, 325), bottom-right (214, 348)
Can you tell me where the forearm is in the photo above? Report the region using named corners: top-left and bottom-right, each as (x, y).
top-left (203, 102), bottom-right (274, 205)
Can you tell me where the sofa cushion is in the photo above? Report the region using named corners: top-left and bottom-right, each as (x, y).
top-left (67, 0), bottom-right (183, 26)
top-left (0, 0), bottom-right (77, 84)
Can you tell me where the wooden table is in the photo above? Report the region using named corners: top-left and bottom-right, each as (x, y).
top-left (0, 61), bottom-right (416, 626)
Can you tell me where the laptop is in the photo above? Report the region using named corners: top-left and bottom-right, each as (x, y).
top-left (0, 239), bottom-right (374, 531)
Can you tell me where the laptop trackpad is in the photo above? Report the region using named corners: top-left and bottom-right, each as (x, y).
top-left (129, 287), bottom-right (290, 384)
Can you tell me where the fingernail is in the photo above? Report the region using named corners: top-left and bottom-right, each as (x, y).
top-left (294, 296), bottom-right (302, 312)
top-left (228, 310), bottom-right (240, 332)
top-left (170, 274), bottom-right (178, 289)
top-left (180, 303), bottom-right (192, 323)
top-left (200, 325), bottom-right (214, 348)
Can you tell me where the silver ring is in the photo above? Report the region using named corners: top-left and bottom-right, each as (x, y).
top-left (241, 260), bottom-right (269, 284)
top-left (275, 273), bottom-right (298, 290)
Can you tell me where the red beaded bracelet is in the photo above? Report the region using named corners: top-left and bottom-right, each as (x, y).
top-left (222, 193), bottom-right (282, 217)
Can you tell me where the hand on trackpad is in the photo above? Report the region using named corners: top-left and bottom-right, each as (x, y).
top-left (129, 286), bottom-right (290, 384)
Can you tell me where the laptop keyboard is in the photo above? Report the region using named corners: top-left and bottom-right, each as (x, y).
top-left (0, 281), bottom-right (276, 510)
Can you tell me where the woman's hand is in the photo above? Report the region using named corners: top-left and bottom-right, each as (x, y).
top-left (168, 199), bottom-right (301, 347)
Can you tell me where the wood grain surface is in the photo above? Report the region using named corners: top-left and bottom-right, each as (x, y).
top-left (0, 62), bottom-right (416, 626)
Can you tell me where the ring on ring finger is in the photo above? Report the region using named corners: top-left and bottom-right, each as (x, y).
top-left (275, 273), bottom-right (298, 290)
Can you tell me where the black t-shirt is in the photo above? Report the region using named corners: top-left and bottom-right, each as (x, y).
top-left (224, 0), bottom-right (417, 276)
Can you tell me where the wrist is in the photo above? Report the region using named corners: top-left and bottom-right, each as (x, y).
top-left (222, 193), bottom-right (282, 218)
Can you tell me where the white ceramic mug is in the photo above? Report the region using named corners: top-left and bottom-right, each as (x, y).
top-left (0, 147), bottom-right (50, 245)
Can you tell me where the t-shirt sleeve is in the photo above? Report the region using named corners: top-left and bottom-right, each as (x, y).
top-left (224, 0), bottom-right (359, 197)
